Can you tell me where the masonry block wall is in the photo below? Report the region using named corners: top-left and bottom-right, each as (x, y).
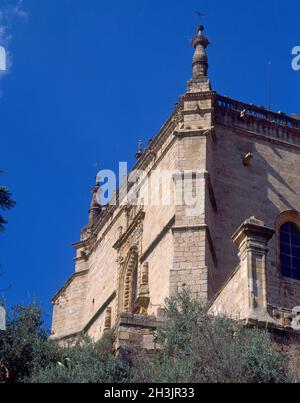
top-left (51, 25), bottom-right (300, 346)
top-left (51, 93), bottom-right (300, 343)
top-left (51, 112), bottom-right (180, 341)
top-left (210, 112), bottom-right (300, 311)
top-left (52, 270), bottom-right (89, 339)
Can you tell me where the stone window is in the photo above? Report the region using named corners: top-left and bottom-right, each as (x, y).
top-left (280, 222), bottom-right (300, 280)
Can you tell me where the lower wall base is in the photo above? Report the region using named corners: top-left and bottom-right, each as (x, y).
top-left (114, 313), bottom-right (162, 364)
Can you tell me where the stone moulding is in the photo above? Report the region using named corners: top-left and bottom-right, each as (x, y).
top-left (173, 128), bottom-right (214, 139)
top-left (116, 312), bottom-right (161, 330)
top-left (182, 107), bottom-right (214, 117)
top-left (114, 313), bottom-right (164, 357)
top-left (216, 95), bottom-right (300, 148)
top-left (244, 316), bottom-right (300, 336)
top-left (217, 95), bottom-right (300, 130)
top-left (183, 91), bottom-right (217, 102)
top-left (121, 248), bottom-right (139, 314)
top-left (231, 220), bottom-right (275, 247)
top-left (51, 269), bottom-right (90, 304)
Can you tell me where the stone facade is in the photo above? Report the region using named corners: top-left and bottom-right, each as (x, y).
top-left (51, 24), bottom-right (300, 350)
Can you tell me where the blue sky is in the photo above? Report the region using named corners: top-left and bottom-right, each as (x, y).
top-left (1, 0), bottom-right (299, 326)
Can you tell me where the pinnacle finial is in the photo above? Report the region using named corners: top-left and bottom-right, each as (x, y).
top-left (135, 140), bottom-right (143, 160)
top-left (191, 23), bottom-right (210, 79)
top-left (88, 176), bottom-right (102, 224)
top-left (187, 18), bottom-right (211, 92)
top-left (197, 24), bottom-right (205, 36)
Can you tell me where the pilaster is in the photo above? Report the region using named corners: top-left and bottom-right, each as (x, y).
top-left (232, 217), bottom-right (276, 324)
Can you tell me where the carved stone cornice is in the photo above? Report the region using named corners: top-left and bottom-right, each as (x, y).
top-left (217, 95), bottom-right (300, 130)
top-left (182, 91), bottom-right (217, 102)
top-left (216, 95), bottom-right (300, 147)
top-left (232, 218), bottom-right (275, 249)
top-left (115, 312), bottom-right (160, 330)
top-left (182, 107), bottom-right (214, 116)
top-left (174, 127), bottom-right (215, 139)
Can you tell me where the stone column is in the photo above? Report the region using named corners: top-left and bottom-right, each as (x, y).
top-left (232, 217), bottom-right (275, 324)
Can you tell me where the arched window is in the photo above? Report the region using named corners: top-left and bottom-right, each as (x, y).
top-left (280, 222), bottom-right (300, 280)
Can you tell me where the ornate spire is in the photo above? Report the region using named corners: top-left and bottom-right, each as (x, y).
top-left (192, 25), bottom-right (209, 78)
top-left (188, 24), bottom-right (211, 93)
top-left (88, 179), bottom-right (102, 224)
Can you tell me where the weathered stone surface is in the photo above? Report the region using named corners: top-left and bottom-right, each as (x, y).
top-left (51, 25), bottom-right (300, 348)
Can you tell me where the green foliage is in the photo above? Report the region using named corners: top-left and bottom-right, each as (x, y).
top-left (0, 304), bottom-right (61, 383)
top-left (0, 304), bottom-right (130, 384)
top-left (132, 292), bottom-right (291, 383)
top-left (0, 170), bottom-right (16, 232)
top-left (0, 296), bottom-right (293, 383)
top-left (27, 334), bottom-right (131, 384)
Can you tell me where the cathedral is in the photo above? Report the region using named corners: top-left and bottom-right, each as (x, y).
top-left (51, 24), bottom-right (300, 352)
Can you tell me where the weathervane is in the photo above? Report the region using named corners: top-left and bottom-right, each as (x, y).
top-left (196, 11), bottom-right (206, 23)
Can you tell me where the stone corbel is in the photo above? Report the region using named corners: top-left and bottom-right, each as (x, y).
top-left (173, 126), bottom-right (215, 139)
